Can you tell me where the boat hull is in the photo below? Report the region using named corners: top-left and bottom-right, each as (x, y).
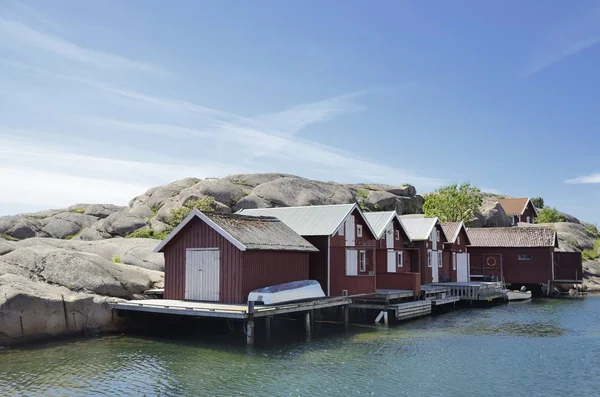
top-left (506, 290), bottom-right (532, 302)
top-left (248, 280), bottom-right (326, 305)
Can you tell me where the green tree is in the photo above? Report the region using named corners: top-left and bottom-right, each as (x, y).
top-left (535, 207), bottom-right (566, 223)
top-left (356, 189), bottom-right (369, 211)
top-left (423, 184), bottom-right (483, 222)
top-left (166, 196), bottom-right (217, 228)
top-left (531, 197), bottom-right (544, 209)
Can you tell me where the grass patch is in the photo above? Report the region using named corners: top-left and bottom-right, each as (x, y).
top-left (111, 255), bottom-right (123, 264)
top-left (71, 208), bottom-right (85, 214)
top-left (0, 233), bottom-right (18, 241)
top-left (126, 229), bottom-right (169, 240)
top-left (585, 224), bottom-right (600, 239)
top-left (582, 239), bottom-right (600, 262)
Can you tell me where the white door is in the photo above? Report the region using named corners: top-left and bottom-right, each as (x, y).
top-left (185, 249), bottom-right (220, 301)
top-left (431, 251), bottom-right (439, 283)
top-left (387, 250), bottom-right (396, 272)
top-left (456, 253), bottom-right (469, 282)
top-left (346, 249), bottom-right (358, 276)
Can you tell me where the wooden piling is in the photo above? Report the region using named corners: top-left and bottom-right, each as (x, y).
top-left (304, 311), bottom-right (311, 335)
top-left (343, 306), bottom-right (349, 327)
top-left (246, 301), bottom-right (255, 346)
top-left (265, 316), bottom-right (271, 339)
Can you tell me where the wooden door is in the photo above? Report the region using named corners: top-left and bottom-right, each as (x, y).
top-left (185, 249), bottom-right (220, 301)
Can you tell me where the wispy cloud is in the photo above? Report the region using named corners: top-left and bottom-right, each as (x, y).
top-left (524, 5), bottom-right (600, 77)
top-left (0, 17), bottom-right (164, 75)
top-left (565, 173), bottom-right (600, 184)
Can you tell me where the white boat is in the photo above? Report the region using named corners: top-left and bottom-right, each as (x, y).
top-left (248, 280), bottom-right (325, 305)
top-left (506, 290), bottom-right (532, 302)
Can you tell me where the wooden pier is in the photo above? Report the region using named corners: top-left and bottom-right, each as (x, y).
top-left (113, 297), bottom-right (351, 345)
top-left (433, 282), bottom-right (505, 301)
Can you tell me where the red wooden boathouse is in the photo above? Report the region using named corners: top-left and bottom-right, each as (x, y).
top-left (239, 204), bottom-right (378, 297)
top-left (363, 211), bottom-right (420, 293)
top-left (440, 222), bottom-right (471, 282)
top-left (398, 215), bottom-right (448, 285)
top-left (467, 226), bottom-right (560, 285)
top-left (497, 198), bottom-right (538, 225)
top-left (154, 210), bottom-right (318, 304)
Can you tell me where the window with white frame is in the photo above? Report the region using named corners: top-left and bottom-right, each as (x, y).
top-left (457, 236), bottom-right (461, 245)
top-left (357, 224), bottom-right (363, 238)
top-left (395, 230), bottom-right (400, 240)
top-left (452, 252), bottom-right (457, 270)
top-left (427, 250), bottom-right (432, 267)
top-left (397, 251), bottom-right (403, 268)
top-left (438, 252), bottom-right (443, 268)
top-left (436, 230), bottom-right (440, 242)
top-left (359, 250), bottom-right (366, 272)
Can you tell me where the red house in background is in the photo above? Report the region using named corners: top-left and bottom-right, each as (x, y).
top-left (364, 211), bottom-right (420, 294)
top-left (497, 198), bottom-right (538, 225)
top-left (239, 204), bottom-right (377, 297)
top-left (399, 216), bottom-right (448, 285)
top-left (441, 222), bottom-right (471, 282)
top-left (154, 210), bottom-right (317, 304)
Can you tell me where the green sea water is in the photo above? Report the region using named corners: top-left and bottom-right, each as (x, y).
top-left (1, 297), bottom-right (599, 396)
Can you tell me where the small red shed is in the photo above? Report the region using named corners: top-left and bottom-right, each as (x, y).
top-left (467, 227), bottom-right (559, 286)
top-left (364, 211), bottom-right (420, 293)
top-left (154, 210), bottom-right (318, 304)
top-left (441, 222), bottom-right (471, 282)
top-left (239, 204), bottom-right (378, 297)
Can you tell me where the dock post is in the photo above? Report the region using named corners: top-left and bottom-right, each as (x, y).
top-left (305, 311), bottom-right (311, 335)
top-left (547, 280), bottom-right (551, 297)
top-left (265, 316), bottom-right (271, 339)
top-left (246, 301), bottom-right (255, 346)
top-left (343, 306), bottom-right (349, 327)
top-left (383, 311), bottom-right (389, 325)
top-left (310, 310), bottom-right (315, 333)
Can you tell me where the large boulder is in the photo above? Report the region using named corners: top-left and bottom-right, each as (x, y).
top-left (470, 201), bottom-right (511, 228)
top-left (0, 216), bottom-right (19, 234)
top-left (395, 195), bottom-right (424, 215)
top-left (224, 173), bottom-right (295, 189)
top-left (42, 212), bottom-right (98, 239)
top-left (7, 218), bottom-right (45, 239)
top-left (1, 246), bottom-right (162, 298)
top-left (15, 237), bottom-right (165, 272)
top-left (103, 210), bottom-right (148, 237)
top-left (0, 274), bottom-right (123, 345)
top-left (232, 194), bottom-right (273, 211)
top-left (76, 227), bottom-right (107, 241)
top-left (84, 204), bottom-right (125, 219)
top-left (178, 179), bottom-right (246, 207)
top-left (251, 177), bottom-right (354, 207)
top-left (130, 178), bottom-right (200, 209)
top-left (0, 240), bottom-right (15, 255)
top-left (365, 191), bottom-right (398, 211)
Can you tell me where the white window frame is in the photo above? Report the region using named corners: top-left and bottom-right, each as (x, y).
top-left (518, 254), bottom-right (532, 261)
top-left (395, 230), bottom-right (400, 240)
top-left (457, 236), bottom-right (460, 245)
top-left (357, 224), bottom-right (363, 238)
top-left (359, 250), bottom-right (366, 272)
top-left (397, 251), bottom-right (403, 269)
top-left (427, 250), bottom-right (432, 268)
top-left (436, 230), bottom-right (440, 242)
top-left (437, 252), bottom-right (443, 268)
top-left (452, 252), bottom-right (457, 270)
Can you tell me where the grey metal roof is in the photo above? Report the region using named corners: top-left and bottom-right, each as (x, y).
top-left (238, 204), bottom-right (359, 236)
top-left (154, 210), bottom-right (317, 252)
top-left (363, 211), bottom-right (397, 239)
top-left (399, 216), bottom-right (439, 241)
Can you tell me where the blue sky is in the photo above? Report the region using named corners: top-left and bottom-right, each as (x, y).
top-left (1, 0), bottom-right (599, 223)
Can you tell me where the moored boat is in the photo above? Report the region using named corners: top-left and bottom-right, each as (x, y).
top-left (505, 289), bottom-right (532, 302)
top-left (248, 280), bottom-right (325, 305)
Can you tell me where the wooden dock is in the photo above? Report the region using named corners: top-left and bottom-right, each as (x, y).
top-left (433, 282), bottom-right (505, 301)
top-left (391, 300), bottom-right (432, 321)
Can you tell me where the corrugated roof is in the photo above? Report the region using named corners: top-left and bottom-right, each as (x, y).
top-left (154, 210), bottom-right (317, 252)
top-left (238, 204), bottom-right (359, 236)
top-left (467, 227), bottom-right (557, 248)
top-left (497, 198), bottom-right (530, 216)
top-left (363, 211), bottom-right (397, 239)
top-left (399, 216), bottom-right (439, 241)
top-left (441, 222), bottom-right (470, 244)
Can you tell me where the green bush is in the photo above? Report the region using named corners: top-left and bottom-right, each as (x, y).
top-left (356, 189), bottom-right (369, 211)
top-left (535, 207), bottom-right (566, 223)
top-left (126, 229), bottom-right (169, 240)
top-left (585, 224), bottom-right (600, 239)
top-left (165, 196), bottom-right (217, 228)
top-left (71, 208), bottom-right (85, 214)
top-left (582, 239), bottom-right (600, 262)
top-left (531, 197), bottom-right (544, 209)
top-left (423, 184), bottom-right (483, 223)
top-left (111, 255), bottom-right (123, 264)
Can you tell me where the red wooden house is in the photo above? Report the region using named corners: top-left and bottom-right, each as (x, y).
top-left (154, 210), bottom-right (318, 304)
top-left (364, 211), bottom-right (420, 293)
top-left (440, 222), bottom-right (471, 282)
top-left (467, 227), bottom-right (560, 286)
top-left (398, 215), bottom-right (448, 285)
top-left (239, 204), bottom-right (378, 297)
top-left (497, 198), bottom-right (538, 225)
